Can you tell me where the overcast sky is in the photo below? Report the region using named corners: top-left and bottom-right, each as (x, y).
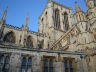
top-left (0, 0), bottom-right (87, 32)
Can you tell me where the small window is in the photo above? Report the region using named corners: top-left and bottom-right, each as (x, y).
top-left (94, 34), bottom-right (96, 40)
top-left (42, 18), bottom-right (44, 22)
top-left (45, 12), bottom-right (47, 15)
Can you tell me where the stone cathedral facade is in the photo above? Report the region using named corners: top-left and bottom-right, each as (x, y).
top-left (0, 0), bottom-right (96, 72)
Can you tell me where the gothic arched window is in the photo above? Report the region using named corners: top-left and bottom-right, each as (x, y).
top-left (64, 12), bottom-right (69, 31)
top-left (21, 57), bottom-right (27, 72)
top-left (3, 31), bottom-right (16, 43)
top-left (2, 56), bottom-right (10, 72)
top-left (0, 55), bottom-right (5, 64)
top-left (21, 57), bottom-right (32, 72)
top-left (54, 9), bottom-right (61, 29)
top-left (43, 57), bottom-right (54, 72)
top-left (64, 59), bottom-right (74, 72)
top-left (27, 57), bottom-right (32, 68)
top-left (27, 57), bottom-right (32, 72)
top-left (0, 55), bottom-right (10, 72)
top-left (26, 36), bottom-right (33, 47)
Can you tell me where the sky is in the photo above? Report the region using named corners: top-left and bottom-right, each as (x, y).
top-left (0, 0), bottom-right (87, 32)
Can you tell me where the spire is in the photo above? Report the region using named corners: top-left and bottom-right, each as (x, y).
top-left (25, 16), bottom-right (28, 28)
top-left (75, 1), bottom-right (82, 13)
top-left (48, 0), bottom-right (52, 2)
top-left (1, 6), bottom-right (8, 21)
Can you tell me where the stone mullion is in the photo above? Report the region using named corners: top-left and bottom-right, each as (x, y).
top-left (26, 56), bottom-right (28, 72)
top-left (53, 58), bottom-right (56, 72)
top-left (55, 11), bottom-right (57, 28)
top-left (67, 60), bottom-right (70, 72)
top-left (73, 60), bottom-right (77, 72)
top-left (56, 12), bottom-right (58, 28)
top-left (47, 58), bottom-right (49, 72)
top-left (59, 11), bottom-right (61, 29)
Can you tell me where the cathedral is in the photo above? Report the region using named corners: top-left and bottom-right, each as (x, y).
top-left (0, 0), bottom-right (96, 72)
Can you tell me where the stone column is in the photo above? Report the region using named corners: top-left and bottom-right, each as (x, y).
top-left (32, 54), bottom-right (42, 72)
top-left (54, 54), bottom-right (63, 72)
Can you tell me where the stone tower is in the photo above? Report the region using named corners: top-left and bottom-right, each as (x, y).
top-left (39, 1), bottom-right (72, 49)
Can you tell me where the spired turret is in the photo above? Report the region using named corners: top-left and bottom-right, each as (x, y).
top-left (74, 2), bottom-right (87, 23)
top-left (85, 0), bottom-right (96, 18)
top-left (73, 2), bottom-right (95, 51)
top-left (85, 0), bottom-right (96, 37)
top-left (0, 7), bottom-right (8, 40)
top-left (21, 16), bottom-right (29, 31)
top-left (25, 16), bottom-right (29, 29)
top-left (20, 16), bottom-right (29, 45)
top-left (0, 7), bottom-right (8, 25)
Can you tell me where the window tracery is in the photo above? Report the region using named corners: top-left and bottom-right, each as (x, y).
top-left (21, 57), bottom-right (32, 72)
top-left (0, 55), bottom-right (10, 72)
top-left (54, 9), bottom-right (61, 29)
top-left (43, 57), bottom-right (54, 72)
top-left (64, 12), bottom-right (69, 31)
top-left (64, 58), bottom-right (75, 72)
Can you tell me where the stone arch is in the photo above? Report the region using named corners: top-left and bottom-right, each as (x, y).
top-left (26, 35), bottom-right (33, 47)
top-left (3, 31), bottom-right (16, 43)
top-left (54, 8), bottom-right (61, 29)
top-left (21, 57), bottom-right (27, 72)
top-left (64, 12), bottom-right (69, 31)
